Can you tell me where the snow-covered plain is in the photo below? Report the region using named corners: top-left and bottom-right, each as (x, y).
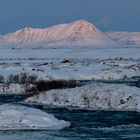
top-left (26, 83), bottom-right (140, 112)
top-left (0, 104), bottom-right (70, 130)
top-left (0, 48), bottom-right (140, 81)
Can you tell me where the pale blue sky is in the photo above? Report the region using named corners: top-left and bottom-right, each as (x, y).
top-left (0, 0), bottom-right (139, 34)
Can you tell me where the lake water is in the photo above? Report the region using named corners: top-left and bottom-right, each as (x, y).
top-left (0, 104), bottom-right (140, 140)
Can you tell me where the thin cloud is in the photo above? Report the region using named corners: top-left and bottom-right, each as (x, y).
top-left (96, 16), bottom-right (112, 28)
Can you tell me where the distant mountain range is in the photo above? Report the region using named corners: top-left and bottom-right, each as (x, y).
top-left (0, 20), bottom-right (117, 48)
top-left (106, 31), bottom-right (140, 46)
top-left (0, 20), bottom-right (140, 48)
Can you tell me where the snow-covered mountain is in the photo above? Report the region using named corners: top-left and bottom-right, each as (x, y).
top-left (106, 31), bottom-right (140, 46)
top-left (0, 20), bottom-right (117, 47)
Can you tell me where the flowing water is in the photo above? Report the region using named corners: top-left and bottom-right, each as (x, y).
top-left (0, 89), bottom-right (140, 140)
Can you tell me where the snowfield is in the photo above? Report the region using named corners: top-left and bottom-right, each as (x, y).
top-left (26, 83), bottom-right (140, 112)
top-left (0, 104), bottom-right (70, 130)
top-left (0, 48), bottom-right (139, 81)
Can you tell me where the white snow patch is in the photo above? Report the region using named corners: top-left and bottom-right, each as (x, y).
top-left (0, 104), bottom-right (70, 130)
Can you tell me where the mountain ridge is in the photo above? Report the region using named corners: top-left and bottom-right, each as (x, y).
top-left (106, 31), bottom-right (140, 46)
top-left (0, 20), bottom-right (117, 47)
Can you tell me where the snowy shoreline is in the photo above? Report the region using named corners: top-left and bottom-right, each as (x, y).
top-left (26, 83), bottom-right (140, 112)
top-left (22, 102), bottom-right (140, 113)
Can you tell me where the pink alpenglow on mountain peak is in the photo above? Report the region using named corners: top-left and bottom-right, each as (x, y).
top-left (0, 20), bottom-right (118, 47)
